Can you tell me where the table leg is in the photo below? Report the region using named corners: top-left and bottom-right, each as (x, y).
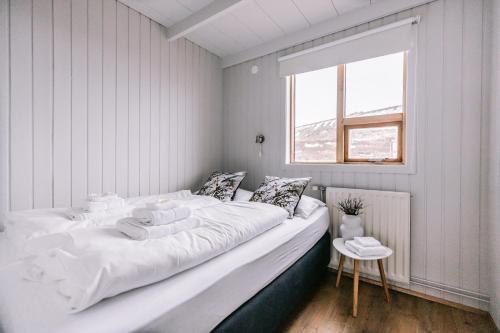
top-left (377, 259), bottom-right (391, 303)
top-left (336, 254), bottom-right (345, 287)
top-left (353, 259), bottom-right (359, 317)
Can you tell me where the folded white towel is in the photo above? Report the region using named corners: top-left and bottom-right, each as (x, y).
top-left (66, 208), bottom-right (108, 221)
top-left (354, 236), bottom-right (381, 248)
top-left (66, 206), bottom-right (132, 221)
top-left (345, 240), bottom-right (387, 257)
top-left (116, 216), bottom-right (201, 240)
top-left (82, 197), bottom-right (125, 212)
top-left (87, 192), bottom-right (119, 202)
top-left (132, 207), bottom-right (191, 226)
top-left (145, 200), bottom-right (179, 211)
top-left (82, 201), bottom-right (108, 213)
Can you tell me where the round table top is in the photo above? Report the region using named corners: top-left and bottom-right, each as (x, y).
top-left (333, 238), bottom-right (392, 260)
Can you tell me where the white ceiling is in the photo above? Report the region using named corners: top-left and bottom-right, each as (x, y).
top-left (119, 0), bottom-right (380, 58)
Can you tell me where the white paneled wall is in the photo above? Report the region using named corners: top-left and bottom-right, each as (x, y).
top-left (0, 0), bottom-right (223, 210)
top-left (486, 0), bottom-right (500, 326)
top-left (223, 0), bottom-right (489, 310)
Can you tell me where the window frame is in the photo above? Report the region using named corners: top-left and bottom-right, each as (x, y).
top-left (288, 51), bottom-right (408, 166)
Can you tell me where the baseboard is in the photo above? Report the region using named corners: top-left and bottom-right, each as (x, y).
top-left (327, 267), bottom-right (489, 315)
top-left (410, 276), bottom-right (490, 306)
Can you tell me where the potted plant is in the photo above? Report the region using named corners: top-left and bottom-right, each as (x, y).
top-left (336, 196), bottom-right (364, 240)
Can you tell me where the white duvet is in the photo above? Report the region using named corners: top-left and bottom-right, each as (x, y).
top-left (23, 200), bottom-right (288, 313)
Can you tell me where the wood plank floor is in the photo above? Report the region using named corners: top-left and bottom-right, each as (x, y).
top-left (284, 273), bottom-right (497, 333)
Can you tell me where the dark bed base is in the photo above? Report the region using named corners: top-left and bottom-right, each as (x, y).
top-left (212, 232), bottom-right (331, 333)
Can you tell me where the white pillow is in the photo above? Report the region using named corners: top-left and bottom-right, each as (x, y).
top-left (233, 189), bottom-right (325, 219)
top-left (233, 188), bottom-right (253, 201)
top-left (295, 195), bottom-right (326, 219)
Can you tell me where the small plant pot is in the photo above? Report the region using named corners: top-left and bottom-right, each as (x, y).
top-left (340, 214), bottom-right (364, 240)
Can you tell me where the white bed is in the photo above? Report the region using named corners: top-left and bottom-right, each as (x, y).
top-left (0, 206), bottom-right (328, 333)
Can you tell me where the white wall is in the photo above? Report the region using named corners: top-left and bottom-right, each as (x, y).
top-left (0, 0), bottom-right (223, 211)
top-left (223, 0), bottom-right (490, 310)
top-left (486, 0), bottom-right (500, 326)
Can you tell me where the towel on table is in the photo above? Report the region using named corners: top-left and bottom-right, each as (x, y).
top-left (353, 236), bottom-right (381, 248)
top-left (345, 240), bottom-right (387, 257)
top-left (132, 207), bottom-right (191, 226)
top-left (116, 216), bottom-right (201, 240)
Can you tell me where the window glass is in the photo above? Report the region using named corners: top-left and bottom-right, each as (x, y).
top-left (345, 52), bottom-right (404, 118)
top-left (294, 66), bottom-right (337, 162)
top-left (347, 126), bottom-right (399, 160)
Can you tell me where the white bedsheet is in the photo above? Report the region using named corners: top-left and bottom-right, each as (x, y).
top-left (0, 207), bottom-right (328, 333)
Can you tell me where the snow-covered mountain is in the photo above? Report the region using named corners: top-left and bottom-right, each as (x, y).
top-left (295, 105), bottom-right (402, 161)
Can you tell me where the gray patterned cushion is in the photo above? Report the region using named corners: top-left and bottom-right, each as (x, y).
top-left (250, 176), bottom-right (311, 218)
top-left (198, 171), bottom-right (247, 202)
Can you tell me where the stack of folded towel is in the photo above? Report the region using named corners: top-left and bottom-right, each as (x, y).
top-left (117, 201), bottom-right (200, 240)
top-left (345, 236), bottom-right (387, 257)
top-left (66, 192), bottom-right (130, 221)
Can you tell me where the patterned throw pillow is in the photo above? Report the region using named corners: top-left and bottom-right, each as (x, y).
top-left (250, 176), bottom-right (311, 218)
top-left (198, 171), bottom-right (247, 202)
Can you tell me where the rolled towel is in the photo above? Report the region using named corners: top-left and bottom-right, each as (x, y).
top-left (116, 216), bottom-right (201, 240)
top-left (345, 240), bottom-right (387, 257)
top-left (82, 201), bottom-right (108, 213)
top-left (132, 207), bottom-right (191, 226)
top-left (353, 236), bottom-right (381, 248)
top-left (145, 200), bottom-right (179, 211)
top-left (87, 192), bottom-right (119, 202)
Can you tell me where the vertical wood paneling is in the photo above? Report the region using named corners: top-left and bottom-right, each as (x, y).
top-left (87, 0), bottom-right (103, 195)
top-left (222, 0), bottom-right (488, 309)
top-left (115, 2), bottom-right (129, 197)
top-left (32, 0), bottom-right (53, 208)
top-left (71, 0), bottom-right (88, 207)
top-left (53, 0), bottom-right (71, 208)
top-left (0, 0), bottom-right (10, 216)
top-left (424, 0), bottom-right (444, 299)
top-left (139, 15), bottom-right (150, 196)
top-left (460, 0), bottom-right (483, 307)
top-left (102, 0), bottom-right (117, 193)
top-left (128, 9), bottom-right (140, 197)
top-left (150, 21), bottom-right (160, 195)
top-left (177, 38), bottom-right (186, 189)
top-left (10, 0), bottom-right (33, 210)
top-left (159, 27), bottom-right (169, 193)
top-left (168, 39), bottom-right (178, 192)
top-left (3, 0), bottom-right (222, 210)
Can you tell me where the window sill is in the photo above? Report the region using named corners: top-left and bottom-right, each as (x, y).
top-left (283, 162), bottom-right (416, 174)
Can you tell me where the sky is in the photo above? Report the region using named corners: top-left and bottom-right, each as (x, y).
top-left (294, 52), bottom-right (404, 127)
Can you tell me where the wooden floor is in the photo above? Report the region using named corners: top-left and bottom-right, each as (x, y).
top-left (284, 273), bottom-right (497, 333)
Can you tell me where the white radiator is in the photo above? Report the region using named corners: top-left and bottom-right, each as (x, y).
top-left (326, 187), bottom-right (410, 285)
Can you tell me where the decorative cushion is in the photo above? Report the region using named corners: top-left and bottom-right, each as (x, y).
top-left (198, 171), bottom-right (247, 202)
top-left (250, 176), bottom-right (311, 218)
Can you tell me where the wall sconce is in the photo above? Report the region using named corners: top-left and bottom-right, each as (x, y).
top-left (255, 134), bottom-right (265, 158)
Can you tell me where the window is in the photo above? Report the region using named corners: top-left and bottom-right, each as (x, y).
top-left (288, 51), bottom-right (407, 164)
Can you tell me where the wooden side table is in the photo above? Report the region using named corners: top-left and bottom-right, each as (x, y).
top-left (332, 238), bottom-right (393, 317)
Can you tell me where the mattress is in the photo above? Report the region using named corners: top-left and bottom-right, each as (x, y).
top-left (0, 206), bottom-right (329, 333)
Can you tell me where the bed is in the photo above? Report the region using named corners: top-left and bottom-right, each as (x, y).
top-left (0, 201), bottom-right (330, 333)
